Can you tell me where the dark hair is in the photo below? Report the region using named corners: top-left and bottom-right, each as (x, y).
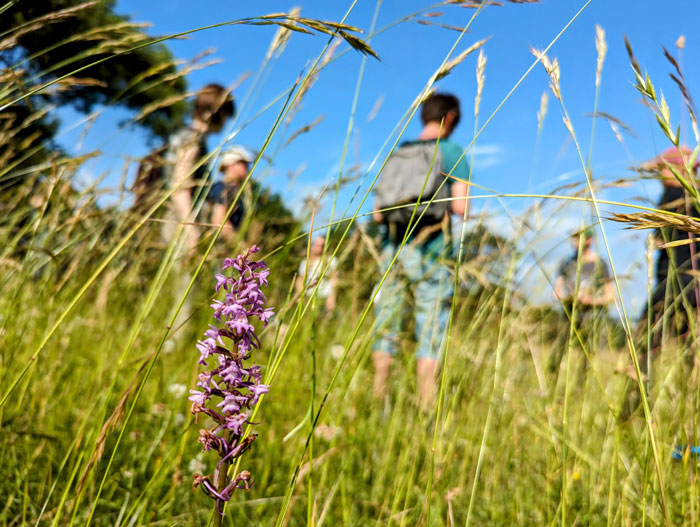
top-left (420, 93), bottom-right (460, 128)
top-left (194, 83), bottom-right (235, 128)
top-left (572, 228), bottom-right (594, 242)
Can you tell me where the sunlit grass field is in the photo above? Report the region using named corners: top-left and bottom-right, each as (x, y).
top-left (2, 2), bottom-right (700, 526)
top-left (4, 231), bottom-right (700, 527)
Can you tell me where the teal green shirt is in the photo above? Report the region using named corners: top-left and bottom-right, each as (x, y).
top-left (439, 140), bottom-right (470, 186)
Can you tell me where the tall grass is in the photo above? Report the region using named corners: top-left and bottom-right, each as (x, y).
top-left (2, 1), bottom-right (700, 526)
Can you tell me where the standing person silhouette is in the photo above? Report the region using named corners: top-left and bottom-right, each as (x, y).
top-left (296, 236), bottom-right (338, 313)
top-left (163, 84), bottom-right (234, 343)
top-left (163, 84), bottom-right (235, 253)
top-left (640, 146), bottom-right (700, 357)
top-left (371, 93), bottom-right (470, 408)
top-left (551, 228), bottom-right (614, 373)
top-left (622, 146), bottom-right (700, 419)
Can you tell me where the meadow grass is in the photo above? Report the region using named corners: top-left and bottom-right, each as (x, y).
top-left (2, 2), bottom-right (700, 526)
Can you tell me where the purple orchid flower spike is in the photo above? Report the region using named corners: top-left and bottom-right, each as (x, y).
top-left (189, 247), bottom-right (272, 521)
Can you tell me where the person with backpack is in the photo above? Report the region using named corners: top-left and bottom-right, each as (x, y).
top-left (151, 84), bottom-right (234, 347)
top-left (372, 93), bottom-right (470, 408)
top-left (163, 83), bottom-right (235, 255)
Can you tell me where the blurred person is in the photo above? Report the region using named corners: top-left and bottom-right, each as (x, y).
top-left (296, 236), bottom-right (338, 312)
top-left (621, 146), bottom-right (700, 418)
top-left (371, 93), bottom-right (470, 408)
top-left (163, 83), bottom-right (235, 253)
top-left (162, 84), bottom-right (234, 344)
top-left (639, 146), bottom-right (700, 357)
top-left (209, 146), bottom-right (253, 245)
top-left (551, 228), bottom-right (614, 372)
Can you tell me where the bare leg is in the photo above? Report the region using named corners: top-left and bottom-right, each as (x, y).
top-left (417, 357), bottom-right (437, 409)
top-left (373, 352), bottom-right (393, 400)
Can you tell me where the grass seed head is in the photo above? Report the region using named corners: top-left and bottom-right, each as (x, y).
top-left (531, 47), bottom-right (561, 100)
top-left (676, 34), bottom-right (686, 50)
top-left (475, 48), bottom-right (487, 119)
top-left (266, 6), bottom-right (301, 60)
top-left (537, 91), bottom-right (548, 135)
top-left (594, 24), bottom-right (607, 87)
top-left (435, 37), bottom-right (489, 81)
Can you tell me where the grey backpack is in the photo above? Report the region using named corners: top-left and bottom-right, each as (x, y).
top-left (374, 141), bottom-right (451, 226)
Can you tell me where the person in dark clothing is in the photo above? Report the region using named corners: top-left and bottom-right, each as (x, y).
top-left (640, 146), bottom-right (700, 354)
top-left (554, 229), bottom-right (614, 313)
top-left (621, 146), bottom-right (700, 419)
top-left (210, 146), bottom-right (252, 245)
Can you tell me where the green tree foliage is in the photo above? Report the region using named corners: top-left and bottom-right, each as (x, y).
top-left (0, 0), bottom-right (187, 191)
top-left (2, 0), bottom-right (187, 135)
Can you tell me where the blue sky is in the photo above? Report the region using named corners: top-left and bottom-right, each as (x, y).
top-left (55, 0), bottom-right (700, 315)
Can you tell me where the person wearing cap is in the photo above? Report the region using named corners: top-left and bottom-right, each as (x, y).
top-left (640, 145), bottom-right (700, 353)
top-left (551, 228), bottom-right (614, 373)
top-left (210, 146), bottom-right (253, 244)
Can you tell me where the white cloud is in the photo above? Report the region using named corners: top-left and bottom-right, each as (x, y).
top-left (467, 143), bottom-right (503, 170)
top-left (475, 156), bottom-right (502, 170)
top-left (469, 144), bottom-right (503, 156)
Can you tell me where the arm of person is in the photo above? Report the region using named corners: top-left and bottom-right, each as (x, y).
top-left (587, 281), bottom-right (615, 306)
top-left (592, 263), bottom-right (616, 305)
top-left (601, 281), bottom-right (615, 305)
top-left (326, 267), bottom-right (338, 311)
top-left (450, 180), bottom-right (469, 217)
top-left (553, 276), bottom-right (566, 301)
top-left (211, 203), bottom-right (237, 244)
top-left (296, 260), bottom-right (306, 297)
top-left (171, 143), bottom-right (200, 253)
top-left (441, 142), bottom-right (471, 218)
top-left (553, 273), bottom-right (580, 302)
